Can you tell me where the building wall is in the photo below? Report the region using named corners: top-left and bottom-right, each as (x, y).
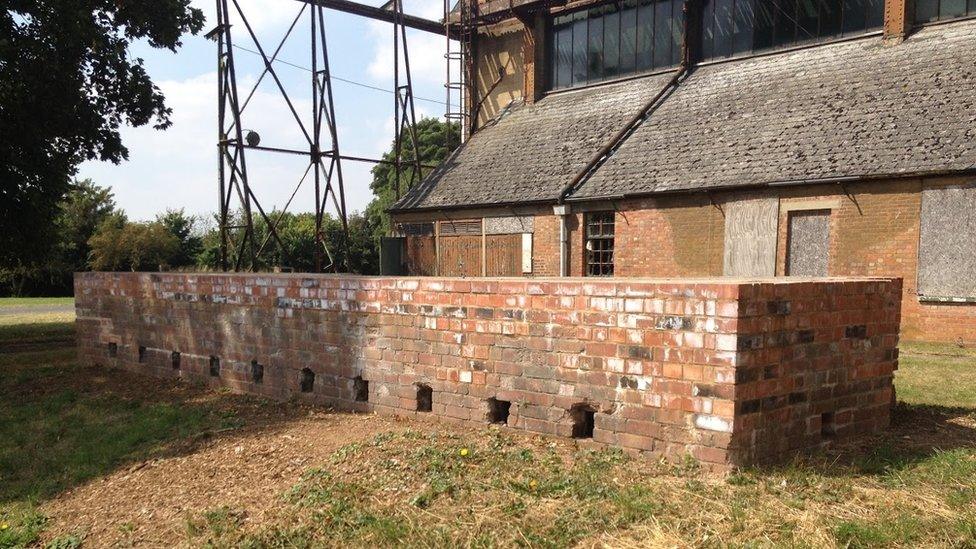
top-left (76, 272), bottom-right (901, 470)
top-left (772, 178), bottom-right (976, 345)
top-left (473, 23), bottom-right (526, 128)
top-left (393, 177), bottom-right (976, 344)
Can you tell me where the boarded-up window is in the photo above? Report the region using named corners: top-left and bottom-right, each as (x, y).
top-left (439, 235), bottom-right (483, 277)
top-left (723, 195), bottom-right (779, 277)
top-left (786, 210), bottom-right (831, 276)
top-left (918, 183), bottom-right (976, 300)
top-left (486, 234), bottom-right (522, 276)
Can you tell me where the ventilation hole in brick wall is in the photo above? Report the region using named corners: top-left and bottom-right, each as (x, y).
top-left (107, 342), bottom-right (118, 358)
top-left (138, 346), bottom-right (147, 363)
top-left (821, 412), bottom-right (836, 438)
top-left (416, 384), bottom-right (432, 412)
top-left (571, 404), bottom-right (596, 439)
top-left (300, 368), bottom-right (315, 393)
top-left (209, 356), bottom-right (220, 377)
top-left (251, 360), bottom-right (264, 384)
top-left (171, 351), bottom-right (181, 370)
top-left (353, 376), bottom-right (369, 402)
top-left (487, 398), bottom-right (511, 425)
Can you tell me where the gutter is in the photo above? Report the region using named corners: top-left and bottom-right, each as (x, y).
top-left (562, 167), bottom-right (976, 204)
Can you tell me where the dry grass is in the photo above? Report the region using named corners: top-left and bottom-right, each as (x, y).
top-left (0, 310), bottom-right (973, 548)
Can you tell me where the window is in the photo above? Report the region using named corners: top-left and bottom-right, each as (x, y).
top-left (786, 210), bottom-right (831, 276)
top-left (914, 0), bottom-right (975, 23)
top-left (701, 0), bottom-right (884, 60)
top-left (585, 212), bottom-right (615, 276)
top-left (549, 0), bottom-right (685, 91)
top-left (917, 183), bottom-right (976, 301)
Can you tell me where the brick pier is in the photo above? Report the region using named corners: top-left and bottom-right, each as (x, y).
top-left (75, 273), bottom-right (901, 470)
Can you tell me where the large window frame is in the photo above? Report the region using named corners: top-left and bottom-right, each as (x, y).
top-left (700, 0), bottom-right (885, 61)
top-left (584, 211), bottom-right (616, 276)
top-left (913, 0), bottom-right (976, 23)
top-left (548, 0), bottom-right (685, 91)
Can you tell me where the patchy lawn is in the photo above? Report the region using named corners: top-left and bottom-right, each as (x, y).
top-left (0, 298), bottom-right (74, 309)
top-left (0, 313), bottom-right (973, 548)
top-left (0, 297), bottom-right (75, 330)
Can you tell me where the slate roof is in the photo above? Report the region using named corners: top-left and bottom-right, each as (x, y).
top-left (392, 20), bottom-right (976, 211)
top-left (391, 72), bottom-right (677, 210)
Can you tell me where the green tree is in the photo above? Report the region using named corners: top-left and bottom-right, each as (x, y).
top-left (88, 220), bottom-right (180, 272)
top-left (0, 178), bottom-right (121, 295)
top-left (156, 209), bottom-right (203, 267)
top-left (0, 0), bottom-right (205, 268)
top-left (366, 118), bottom-right (461, 240)
top-left (58, 179), bottom-right (120, 273)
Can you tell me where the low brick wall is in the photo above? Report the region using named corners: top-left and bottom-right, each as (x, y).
top-left (75, 273), bottom-right (902, 469)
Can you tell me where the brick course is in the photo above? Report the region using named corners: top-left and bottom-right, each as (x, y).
top-left (76, 272), bottom-right (901, 470)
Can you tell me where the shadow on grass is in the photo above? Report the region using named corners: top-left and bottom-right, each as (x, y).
top-left (0, 325), bottom-right (311, 507)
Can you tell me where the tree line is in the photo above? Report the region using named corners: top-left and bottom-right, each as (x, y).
top-left (0, 118), bottom-right (460, 297)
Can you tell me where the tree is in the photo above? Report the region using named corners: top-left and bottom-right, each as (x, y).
top-left (88, 220), bottom-right (180, 272)
top-left (0, 178), bottom-right (121, 295)
top-left (157, 209), bottom-right (203, 267)
top-left (366, 118), bottom-right (461, 241)
top-left (58, 179), bottom-right (120, 273)
top-left (0, 0), bottom-right (204, 268)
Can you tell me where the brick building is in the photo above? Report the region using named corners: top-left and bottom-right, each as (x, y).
top-left (387, 0), bottom-right (976, 344)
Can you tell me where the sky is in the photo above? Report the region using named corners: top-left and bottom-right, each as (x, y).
top-left (77, 0), bottom-right (454, 221)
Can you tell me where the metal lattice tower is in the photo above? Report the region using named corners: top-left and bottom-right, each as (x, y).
top-left (211, 0), bottom-right (447, 272)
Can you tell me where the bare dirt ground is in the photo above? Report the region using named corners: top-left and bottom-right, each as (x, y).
top-left (39, 402), bottom-right (574, 547)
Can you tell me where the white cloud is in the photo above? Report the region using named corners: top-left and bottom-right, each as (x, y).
top-left (78, 71), bottom-right (377, 222)
top-left (194, 0), bottom-right (306, 34)
top-left (366, 0), bottom-right (450, 88)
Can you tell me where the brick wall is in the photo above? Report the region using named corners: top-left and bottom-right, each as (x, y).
top-left (76, 272), bottom-right (900, 470)
top-left (615, 196), bottom-right (725, 277)
top-left (774, 178), bottom-right (976, 345)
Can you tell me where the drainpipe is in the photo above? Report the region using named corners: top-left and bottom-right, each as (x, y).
top-left (553, 204), bottom-right (570, 276)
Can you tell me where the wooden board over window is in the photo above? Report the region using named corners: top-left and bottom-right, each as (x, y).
top-left (786, 210), bottom-right (831, 277)
top-left (918, 182), bottom-right (976, 301)
top-left (723, 194), bottom-right (779, 277)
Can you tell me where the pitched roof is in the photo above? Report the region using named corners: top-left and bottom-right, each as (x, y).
top-left (392, 20), bottom-right (976, 211)
top-left (391, 72), bottom-right (677, 211)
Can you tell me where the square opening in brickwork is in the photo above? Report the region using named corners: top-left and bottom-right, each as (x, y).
top-left (416, 384), bottom-right (433, 412)
top-left (138, 346), bottom-right (147, 363)
top-left (571, 404), bottom-right (596, 439)
top-left (300, 368), bottom-right (315, 393)
top-left (487, 398), bottom-right (511, 425)
top-left (107, 342), bottom-right (118, 358)
top-left (251, 360), bottom-right (264, 384)
top-left (821, 412), bottom-right (836, 438)
top-left (171, 351), bottom-right (181, 370)
top-left (209, 356), bottom-right (220, 377)
top-left (353, 376), bottom-right (369, 402)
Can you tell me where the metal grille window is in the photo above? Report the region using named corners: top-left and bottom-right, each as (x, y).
top-left (549, 0), bottom-right (685, 91)
top-left (585, 212), bottom-right (615, 276)
top-left (701, 0), bottom-right (884, 61)
top-left (914, 0), bottom-right (975, 23)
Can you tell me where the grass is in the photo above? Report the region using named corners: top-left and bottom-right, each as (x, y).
top-left (0, 315), bottom-right (249, 548)
top-left (0, 297), bottom-right (73, 309)
top-left (0, 305), bottom-right (974, 547)
top-left (181, 340), bottom-right (976, 548)
top-left (897, 341), bottom-right (976, 408)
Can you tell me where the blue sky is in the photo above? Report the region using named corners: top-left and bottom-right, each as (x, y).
top-left (77, 0), bottom-right (453, 221)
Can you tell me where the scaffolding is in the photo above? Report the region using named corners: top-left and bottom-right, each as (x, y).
top-left (210, 0), bottom-right (454, 272)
